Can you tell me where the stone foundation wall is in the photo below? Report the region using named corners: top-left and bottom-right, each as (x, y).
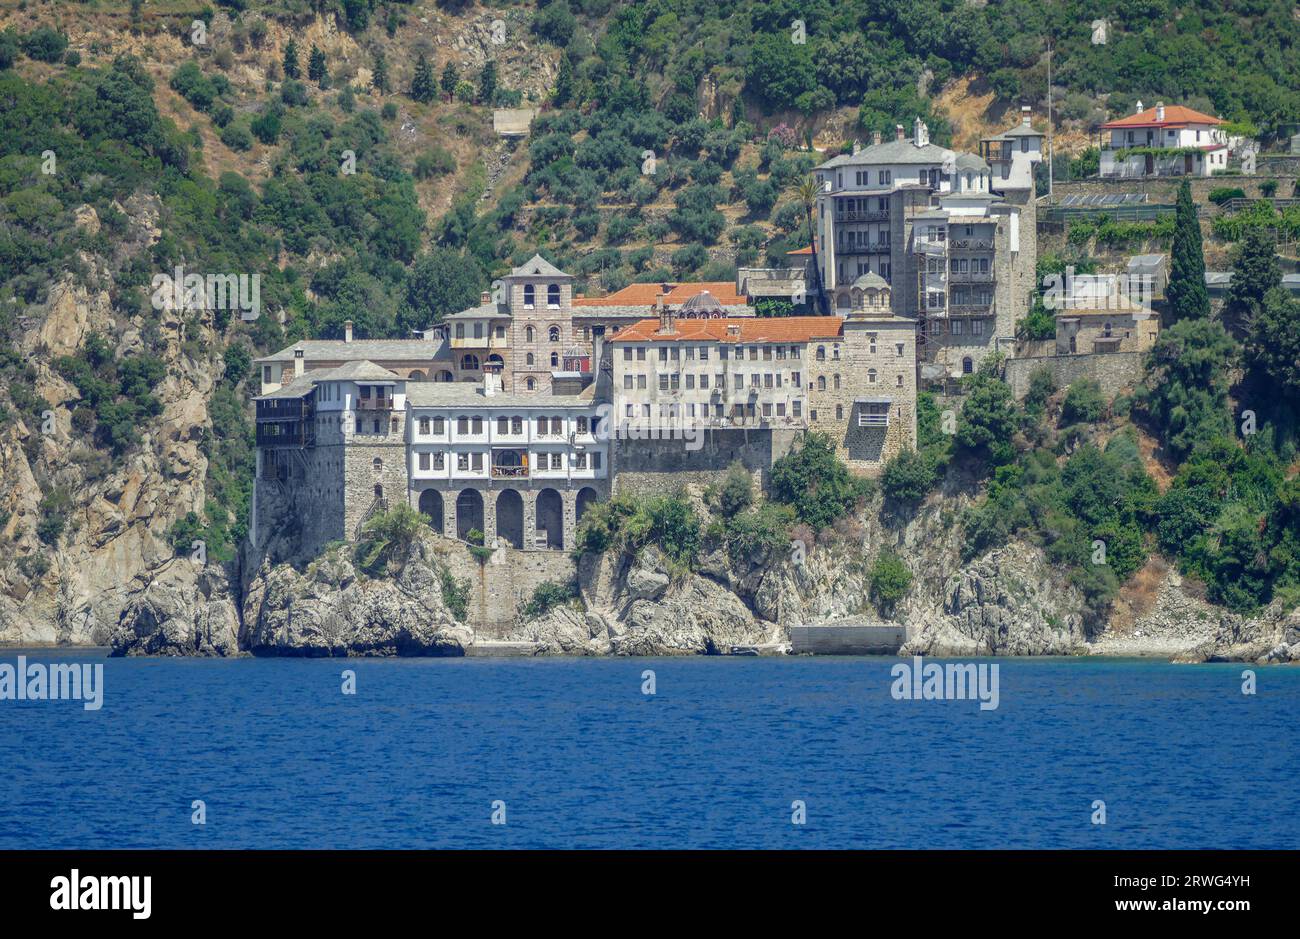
top-left (611, 427), bottom-right (801, 495)
top-left (1004, 351), bottom-right (1146, 400)
top-left (441, 543), bottom-right (579, 630)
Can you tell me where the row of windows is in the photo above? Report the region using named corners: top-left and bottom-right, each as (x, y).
top-left (925, 319), bottom-right (988, 336)
top-left (521, 284), bottom-right (562, 309)
top-left (413, 415), bottom-right (591, 436)
top-left (621, 344), bottom-right (807, 363)
top-left (415, 451), bottom-right (602, 471)
top-left (623, 401), bottom-right (804, 420)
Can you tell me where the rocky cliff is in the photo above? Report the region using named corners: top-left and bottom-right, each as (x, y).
top-left (91, 482), bottom-right (1300, 663)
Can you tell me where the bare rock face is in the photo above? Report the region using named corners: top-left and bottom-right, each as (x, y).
top-left (904, 542), bottom-right (1088, 656)
top-left (240, 541), bottom-right (472, 656)
top-left (519, 546), bottom-right (781, 656)
top-left (110, 564), bottom-right (241, 657)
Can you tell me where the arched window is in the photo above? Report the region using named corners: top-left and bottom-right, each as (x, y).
top-left (833, 374), bottom-right (841, 390)
top-left (372, 457), bottom-right (382, 476)
top-left (817, 375), bottom-right (826, 391)
top-left (525, 325), bottom-right (535, 342)
top-left (461, 354), bottom-right (480, 371)
top-left (526, 378), bottom-right (536, 391)
top-left (547, 284), bottom-right (560, 308)
top-left (867, 369), bottom-right (876, 384)
top-left (1103, 322), bottom-right (1113, 337)
top-left (526, 353), bottom-right (535, 366)
top-left (550, 352), bottom-right (559, 367)
top-left (962, 356), bottom-right (974, 375)
top-left (523, 284), bottom-right (535, 308)
top-left (816, 345), bottom-right (826, 361)
top-left (548, 325), bottom-right (561, 342)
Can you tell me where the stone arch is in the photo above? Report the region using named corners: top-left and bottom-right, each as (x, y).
top-left (456, 489), bottom-right (484, 542)
top-left (434, 370), bottom-right (454, 382)
top-left (962, 356), bottom-right (974, 375)
top-left (576, 487), bottom-right (599, 524)
top-left (487, 353), bottom-right (505, 370)
top-left (536, 488), bottom-right (564, 549)
top-left (461, 353), bottom-right (480, 371)
top-left (418, 489), bottom-right (444, 533)
top-left (406, 369), bottom-right (426, 381)
top-left (496, 489), bottom-right (524, 549)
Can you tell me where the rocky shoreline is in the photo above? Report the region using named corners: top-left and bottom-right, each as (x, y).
top-left (5, 502), bottom-right (1297, 664)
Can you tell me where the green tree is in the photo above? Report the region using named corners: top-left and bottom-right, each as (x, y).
top-left (955, 362), bottom-right (1018, 464)
top-left (869, 550), bottom-right (912, 613)
top-left (282, 39), bottom-right (300, 79)
top-left (1245, 288), bottom-right (1300, 398)
top-left (371, 50), bottom-right (390, 93)
top-left (553, 52), bottom-right (574, 106)
top-left (769, 432), bottom-right (871, 530)
top-left (307, 45), bottom-right (328, 86)
top-left (402, 247), bottom-right (483, 333)
top-left (1135, 318), bottom-right (1237, 461)
top-left (440, 61), bottom-right (459, 101)
top-left (410, 53), bottom-right (436, 103)
top-left (478, 59), bottom-right (498, 105)
top-left (1167, 180), bottom-right (1210, 321)
top-left (881, 448), bottom-right (938, 505)
top-left (712, 462), bottom-right (754, 518)
top-left (1224, 225), bottom-right (1281, 330)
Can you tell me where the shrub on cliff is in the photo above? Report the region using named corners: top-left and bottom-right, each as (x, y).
top-left (869, 551), bottom-right (912, 614)
top-left (574, 492), bottom-right (701, 569)
top-left (523, 580), bottom-right (581, 619)
top-left (770, 432), bottom-right (872, 530)
top-left (881, 448), bottom-right (938, 505)
top-left (355, 504), bottom-right (424, 575)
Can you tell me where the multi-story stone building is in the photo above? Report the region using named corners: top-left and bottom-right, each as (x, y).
top-left (253, 363), bottom-right (606, 558)
top-left (607, 300), bottom-right (915, 484)
top-left (813, 112), bottom-right (1042, 381)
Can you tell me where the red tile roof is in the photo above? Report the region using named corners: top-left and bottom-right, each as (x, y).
top-left (609, 316), bottom-right (845, 344)
top-left (1102, 105), bottom-right (1224, 130)
top-left (573, 281), bottom-right (746, 307)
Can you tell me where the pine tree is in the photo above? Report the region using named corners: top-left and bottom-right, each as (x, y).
top-left (1225, 225), bottom-right (1281, 330)
top-left (440, 61), bottom-right (459, 101)
top-left (307, 45), bottom-right (328, 85)
top-left (410, 53), bottom-right (436, 103)
top-left (553, 52), bottom-right (573, 106)
top-left (282, 39), bottom-right (300, 79)
top-left (371, 50), bottom-right (390, 94)
top-left (1167, 180), bottom-right (1210, 321)
top-left (478, 59), bottom-right (498, 106)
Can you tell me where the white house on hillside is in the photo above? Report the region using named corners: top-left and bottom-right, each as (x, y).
top-left (1100, 102), bottom-right (1237, 177)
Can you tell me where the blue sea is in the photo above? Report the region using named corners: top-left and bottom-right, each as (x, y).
top-left (0, 651), bottom-right (1294, 849)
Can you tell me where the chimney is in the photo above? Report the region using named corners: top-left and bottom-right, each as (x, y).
top-left (480, 290), bottom-right (491, 305)
top-left (343, 320), bottom-right (353, 343)
top-left (483, 370), bottom-right (498, 397)
top-left (914, 117), bottom-right (929, 148)
top-left (1021, 105), bottom-right (1031, 126)
top-left (852, 139), bottom-right (861, 155)
top-left (872, 130), bottom-right (882, 146)
top-left (1156, 101), bottom-right (1165, 122)
top-left (895, 124), bottom-right (905, 142)
top-left (1135, 100), bottom-right (1144, 114)
top-left (658, 302), bottom-right (675, 335)
top-left (293, 347), bottom-right (304, 379)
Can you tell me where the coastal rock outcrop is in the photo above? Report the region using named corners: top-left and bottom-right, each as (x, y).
top-left (240, 541), bottom-right (472, 656)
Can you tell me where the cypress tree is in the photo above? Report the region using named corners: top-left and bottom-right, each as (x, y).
top-left (553, 52), bottom-right (574, 106)
top-left (440, 61), bottom-right (459, 101)
top-left (410, 54), bottom-right (436, 103)
top-left (371, 50), bottom-right (390, 94)
top-left (307, 45), bottom-right (327, 85)
top-left (1167, 180), bottom-right (1210, 321)
top-left (1225, 225), bottom-right (1281, 329)
top-left (282, 39), bottom-right (300, 79)
top-left (478, 59), bottom-right (498, 106)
